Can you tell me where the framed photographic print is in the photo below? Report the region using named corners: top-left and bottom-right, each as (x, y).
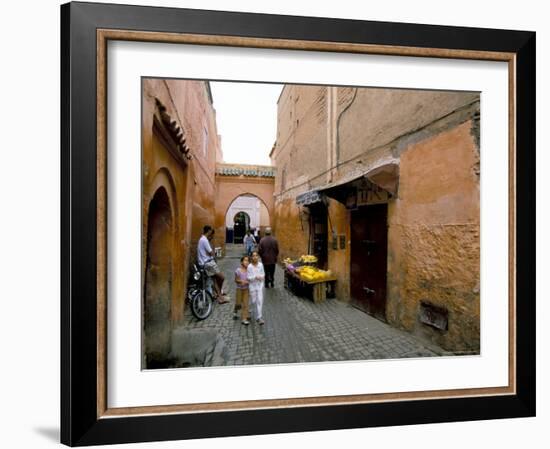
top-left (60, 1), bottom-right (536, 446)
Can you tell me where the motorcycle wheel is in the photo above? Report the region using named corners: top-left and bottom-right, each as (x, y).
top-left (190, 289), bottom-right (213, 320)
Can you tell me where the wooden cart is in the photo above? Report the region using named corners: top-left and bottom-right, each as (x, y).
top-left (284, 269), bottom-right (337, 303)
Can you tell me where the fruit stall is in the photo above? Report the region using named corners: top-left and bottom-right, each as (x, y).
top-left (283, 255), bottom-right (337, 303)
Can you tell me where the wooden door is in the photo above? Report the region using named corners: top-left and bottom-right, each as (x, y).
top-left (350, 204), bottom-right (388, 321)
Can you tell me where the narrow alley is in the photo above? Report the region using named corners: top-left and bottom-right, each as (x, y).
top-left (180, 244), bottom-right (443, 367)
top-left (141, 79), bottom-right (481, 369)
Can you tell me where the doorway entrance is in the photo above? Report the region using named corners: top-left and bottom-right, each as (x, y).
top-left (350, 203), bottom-right (388, 321)
top-left (308, 203), bottom-right (328, 270)
top-left (233, 211), bottom-right (250, 244)
top-left (144, 187), bottom-right (173, 367)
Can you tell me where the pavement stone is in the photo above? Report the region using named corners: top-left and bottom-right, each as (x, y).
top-left (181, 244), bottom-right (443, 367)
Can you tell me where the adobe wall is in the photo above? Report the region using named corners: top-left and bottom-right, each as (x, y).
top-left (272, 197), bottom-right (309, 262)
top-left (142, 78), bottom-right (220, 334)
top-left (272, 84), bottom-right (480, 353)
top-left (386, 120), bottom-right (480, 353)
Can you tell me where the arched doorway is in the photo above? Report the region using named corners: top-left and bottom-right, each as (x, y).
top-left (144, 187), bottom-right (173, 368)
top-left (224, 194), bottom-right (271, 244)
top-left (233, 211), bottom-right (250, 244)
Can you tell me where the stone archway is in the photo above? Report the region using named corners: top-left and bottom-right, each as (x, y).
top-left (224, 194), bottom-right (271, 243)
top-left (144, 187), bottom-right (173, 368)
top-left (214, 169), bottom-right (275, 250)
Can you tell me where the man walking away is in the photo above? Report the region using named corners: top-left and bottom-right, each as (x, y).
top-left (258, 227), bottom-right (279, 288)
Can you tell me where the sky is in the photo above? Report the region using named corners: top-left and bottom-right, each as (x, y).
top-left (210, 81), bottom-right (283, 166)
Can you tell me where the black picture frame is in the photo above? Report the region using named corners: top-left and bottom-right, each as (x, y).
top-left (61, 1), bottom-right (535, 446)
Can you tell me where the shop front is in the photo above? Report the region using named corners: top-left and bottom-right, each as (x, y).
top-left (295, 190), bottom-right (329, 270)
top-left (293, 162), bottom-right (399, 320)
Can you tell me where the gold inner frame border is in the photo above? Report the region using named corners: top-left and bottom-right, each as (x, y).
top-left (96, 28), bottom-right (517, 419)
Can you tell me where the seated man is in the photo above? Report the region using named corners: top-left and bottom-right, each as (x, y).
top-left (197, 225), bottom-right (228, 304)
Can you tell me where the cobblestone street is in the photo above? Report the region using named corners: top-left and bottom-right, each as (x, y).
top-left (182, 245), bottom-right (444, 366)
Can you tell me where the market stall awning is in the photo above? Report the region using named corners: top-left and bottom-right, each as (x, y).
top-left (364, 162), bottom-right (400, 196)
top-left (295, 161), bottom-right (399, 207)
top-left (319, 161), bottom-right (399, 205)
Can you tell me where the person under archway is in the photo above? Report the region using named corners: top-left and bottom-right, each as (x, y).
top-left (197, 225), bottom-right (229, 304)
top-left (243, 229), bottom-right (256, 256)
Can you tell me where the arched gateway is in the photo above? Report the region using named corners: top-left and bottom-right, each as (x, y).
top-left (214, 163), bottom-right (275, 250)
top-left (144, 187), bottom-right (173, 367)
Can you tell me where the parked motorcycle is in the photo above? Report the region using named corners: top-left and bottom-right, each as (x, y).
top-left (187, 263), bottom-right (215, 320)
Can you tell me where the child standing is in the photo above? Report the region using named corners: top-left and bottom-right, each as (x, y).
top-left (247, 251), bottom-right (265, 325)
top-left (233, 256), bottom-right (250, 325)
